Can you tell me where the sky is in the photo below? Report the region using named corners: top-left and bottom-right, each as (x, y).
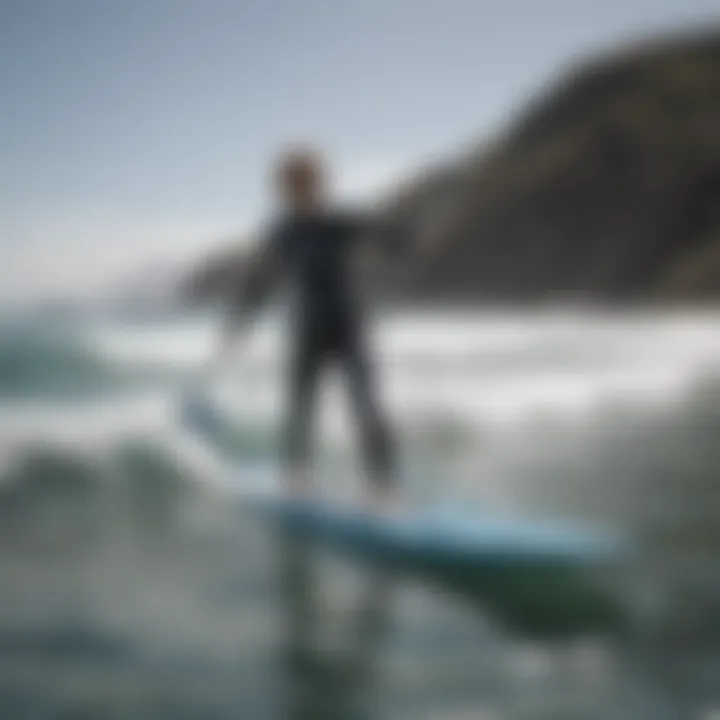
top-left (1, 0), bottom-right (718, 302)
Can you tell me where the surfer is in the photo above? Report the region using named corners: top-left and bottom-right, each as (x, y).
top-left (217, 147), bottom-right (397, 507)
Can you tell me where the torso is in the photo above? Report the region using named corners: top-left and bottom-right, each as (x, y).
top-left (276, 212), bottom-right (365, 334)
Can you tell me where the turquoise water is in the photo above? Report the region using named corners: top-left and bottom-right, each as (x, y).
top-left (0, 309), bottom-right (719, 718)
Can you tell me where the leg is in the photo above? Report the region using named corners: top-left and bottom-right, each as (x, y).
top-left (340, 328), bottom-right (396, 504)
top-left (282, 336), bottom-right (324, 494)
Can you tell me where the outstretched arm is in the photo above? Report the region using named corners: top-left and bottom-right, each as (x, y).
top-left (217, 226), bottom-right (285, 357)
top-left (346, 210), bottom-right (411, 262)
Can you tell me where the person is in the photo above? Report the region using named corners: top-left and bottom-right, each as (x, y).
top-left (218, 146), bottom-right (397, 507)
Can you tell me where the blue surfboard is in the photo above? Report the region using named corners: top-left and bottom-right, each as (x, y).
top-left (181, 393), bottom-right (628, 572)
top-left (181, 393), bottom-right (633, 635)
top-left (247, 494), bottom-right (625, 569)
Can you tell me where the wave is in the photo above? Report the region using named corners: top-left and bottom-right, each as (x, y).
top-left (0, 323), bottom-right (181, 399)
top-left (0, 439), bottom-right (205, 551)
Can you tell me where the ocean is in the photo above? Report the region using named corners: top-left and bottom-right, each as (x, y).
top-left (0, 307), bottom-right (719, 719)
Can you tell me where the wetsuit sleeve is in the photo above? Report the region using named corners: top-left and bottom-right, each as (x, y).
top-left (344, 211), bottom-right (409, 257)
top-left (227, 224), bottom-right (286, 325)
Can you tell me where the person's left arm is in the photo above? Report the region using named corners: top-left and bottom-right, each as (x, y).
top-left (344, 210), bottom-right (411, 261)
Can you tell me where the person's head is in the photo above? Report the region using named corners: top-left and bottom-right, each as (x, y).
top-left (274, 146), bottom-right (327, 214)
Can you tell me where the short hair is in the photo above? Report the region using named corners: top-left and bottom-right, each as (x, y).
top-left (275, 146), bottom-right (324, 191)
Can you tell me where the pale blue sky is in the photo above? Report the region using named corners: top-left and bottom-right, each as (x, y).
top-left (1, 0), bottom-right (717, 300)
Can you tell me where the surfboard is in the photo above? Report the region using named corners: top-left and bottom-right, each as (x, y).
top-left (180, 392), bottom-right (628, 573)
top-left (181, 393), bottom-right (634, 635)
top-left (245, 492), bottom-right (625, 570)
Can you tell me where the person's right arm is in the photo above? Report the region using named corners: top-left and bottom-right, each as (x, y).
top-left (216, 224), bottom-right (286, 358)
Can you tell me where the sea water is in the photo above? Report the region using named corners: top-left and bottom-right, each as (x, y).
top-left (0, 307), bottom-right (718, 718)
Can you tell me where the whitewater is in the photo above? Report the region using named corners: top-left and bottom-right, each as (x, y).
top-left (0, 307), bottom-right (719, 717)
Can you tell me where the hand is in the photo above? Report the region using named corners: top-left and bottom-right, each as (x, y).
top-left (210, 327), bottom-right (245, 377)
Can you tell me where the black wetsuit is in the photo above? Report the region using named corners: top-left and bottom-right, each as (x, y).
top-left (234, 211), bottom-right (394, 486)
